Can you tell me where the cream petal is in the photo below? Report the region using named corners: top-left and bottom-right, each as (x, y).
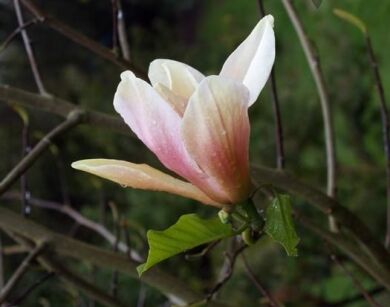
top-left (148, 59), bottom-right (205, 100)
top-left (114, 71), bottom-right (202, 181)
top-left (181, 76), bottom-right (252, 204)
top-left (153, 82), bottom-right (187, 116)
top-left (220, 15), bottom-right (275, 106)
top-left (72, 159), bottom-right (221, 207)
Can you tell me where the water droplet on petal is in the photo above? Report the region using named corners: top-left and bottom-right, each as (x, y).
top-left (120, 184), bottom-right (127, 188)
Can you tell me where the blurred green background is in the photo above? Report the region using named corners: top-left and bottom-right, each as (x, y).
top-left (1, 0), bottom-right (390, 306)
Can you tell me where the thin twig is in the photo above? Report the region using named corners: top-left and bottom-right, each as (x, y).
top-left (20, 118), bottom-right (31, 216)
top-left (20, 0), bottom-right (145, 79)
top-left (136, 284), bottom-right (146, 307)
top-left (8, 272), bottom-right (54, 306)
top-left (327, 246), bottom-right (383, 307)
top-left (110, 0), bottom-right (119, 53)
top-left (257, 0), bottom-right (285, 169)
top-left (0, 234), bottom-right (4, 290)
top-left (114, 0), bottom-right (131, 61)
top-left (206, 240), bottom-right (247, 301)
top-left (1, 191), bottom-right (143, 262)
top-left (328, 286), bottom-right (384, 307)
top-left (296, 213), bottom-right (389, 291)
top-left (1, 244), bottom-right (28, 255)
top-left (8, 232), bottom-right (127, 307)
top-left (251, 166), bottom-right (390, 288)
top-left (241, 254), bottom-right (280, 307)
top-left (0, 85), bottom-right (131, 135)
top-left (13, 0), bottom-right (48, 96)
top-left (0, 18), bottom-right (38, 53)
top-left (0, 240), bottom-right (46, 304)
top-left (363, 36), bottom-right (390, 248)
top-left (281, 1), bottom-right (336, 198)
top-left (185, 240), bottom-right (221, 261)
top-left (108, 201), bottom-right (120, 297)
top-left (0, 209), bottom-right (227, 306)
top-left (0, 109), bottom-right (84, 196)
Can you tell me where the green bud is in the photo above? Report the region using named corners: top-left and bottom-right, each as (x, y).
top-left (218, 210), bottom-right (231, 224)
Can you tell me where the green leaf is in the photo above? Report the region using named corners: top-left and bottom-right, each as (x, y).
top-left (265, 194), bottom-right (300, 256)
top-left (137, 214), bottom-right (234, 276)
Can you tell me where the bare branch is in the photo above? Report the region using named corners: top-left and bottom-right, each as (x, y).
top-left (0, 85), bottom-right (131, 135)
top-left (1, 192), bottom-right (143, 261)
top-left (7, 232), bottom-right (127, 307)
top-left (0, 18), bottom-right (38, 53)
top-left (13, 0), bottom-right (48, 96)
top-left (8, 272), bottom-right (54, 306)
top-left (241, 253), bottom-right (280, 307)
top-left (20, 0), bottom-right (146, 79)
top-left (1, 244), bottom-right (28, 255)
top-left (297, 213), bottom-right (388, 291)
top-left (251, 166), bottom-right (390, 289)
top-left (0, 110), bottom-right (84, 196)
top-left (257, 0), bottom-right (285, 169)
top-left (206, 240), bottom-right (247, 301)
top-left (281, 1), bottom-right (336, 199)
top-left (0, 240), bottom-right (46, 304)
top-left (0, 235), bottom-right (4, 290)
top-left (115, 0), bottom-right (131, 61)
top-left (364, 36), bottom-right (390, 248)
top-left (328, 286), bottom-right (384, 307)
top-left (0, 208), bottom-right (228, 306)
top-left (110, 0), bottom-right (119, 52)
top-left (327, 246), bottom-right (383, 307)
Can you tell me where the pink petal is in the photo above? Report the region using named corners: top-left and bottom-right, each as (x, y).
top-left (114, 71), bottom-right (215, 195)
top-left (114, 71), bottom-right (195, 178)
top-left (220, 15), bottom-right (275, 106)
top-left (181, 76), bottom-right (252, 204)
top-left (71, 159), bottom-right (221, 207)
top-left (148, 59), bottom-right (204, 101)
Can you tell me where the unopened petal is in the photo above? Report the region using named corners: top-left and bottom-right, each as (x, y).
top-left (181, 76), bottom-right (252, 204)
top-left (72, 159), bottom-right (221, 207)
top-left (148, 59), bottom-right (205, 101)
top-left (220, 15), bottom-right (275, 106)
top-left (114, 71), bottom-right (203, 182)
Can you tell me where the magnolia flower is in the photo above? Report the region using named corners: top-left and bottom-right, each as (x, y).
top-left (72, 15), bottom-right (275, 208)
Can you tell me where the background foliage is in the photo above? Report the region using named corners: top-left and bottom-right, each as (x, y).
top-left (1, 0), bottom-right (390, 305)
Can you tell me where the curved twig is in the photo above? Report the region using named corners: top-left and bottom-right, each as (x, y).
top-left (0, 110), bottom-right (84, 196)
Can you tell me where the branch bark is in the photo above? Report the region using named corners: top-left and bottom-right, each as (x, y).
top-left (2, 192), bottom-right (143, 261)
top-left (6, 232), bottom-right (127, 307)
top-left (0, 240), bottom-right (46, 304)
top-left (364, 35), bottom-right (390, 248)
top-left (257, 0), bottom-right (285, 169)
top-left (281, 0), bottom-right (336, 198)
top-left (251, 166), bottom-right (390, 289)
top-left (0, 207), bottom-right (228, 307)
top-left (20, 0), bottom-right (146, 79)
top-left (0, 85), bottom-right (131, 135)
top-left (13, 0), bottom-right (48, 96)
top-left (0, 110), bottom-right (84, 196)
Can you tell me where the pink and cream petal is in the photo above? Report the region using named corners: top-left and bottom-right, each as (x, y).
top-left (181, 76), bottom-right (252, 204)
top-left (71, 159), bottom-right (221, 207)
top-left (219, 15), bottom-right (275, 106)
top-left (148, 59), bottom-right (205, 101)
top-left (114, 71), bottom-right (203, 181)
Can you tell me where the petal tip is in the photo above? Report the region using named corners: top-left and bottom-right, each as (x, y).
top-left (264, 15), bottom-right (274, 27)
top-left (120, 70), bottom-right (135, 81)
top-left (71, 160), bottom-right (88, 171)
